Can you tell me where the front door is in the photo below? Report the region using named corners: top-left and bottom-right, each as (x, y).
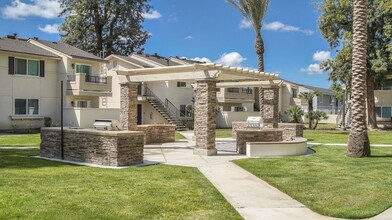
top-left (137, 104), bottom-right (142, 125)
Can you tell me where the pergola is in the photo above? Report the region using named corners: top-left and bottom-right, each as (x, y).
top-left (117, 63), bottom-right (280, 156)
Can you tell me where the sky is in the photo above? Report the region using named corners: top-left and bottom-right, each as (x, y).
top-left (0, 0), bottom-right (335, 88)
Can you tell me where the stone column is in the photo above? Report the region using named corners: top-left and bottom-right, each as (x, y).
top-left (194, 79), bottom-right (217, 156)
top-left (120, 82), bottom-right (138, 131)
top-left (260, 85), bottom-right (279, 128)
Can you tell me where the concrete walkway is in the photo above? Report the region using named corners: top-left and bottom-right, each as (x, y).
top-left (143, 132), bottom-right (392, 220)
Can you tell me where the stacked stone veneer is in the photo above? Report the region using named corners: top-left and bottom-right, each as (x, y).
top-left (137, 125), bottom-right (176, 144)
top-left (120, 82), bottom-right (138, 131)
top-left (194, 80), bottom-right (217, 156)
top-left (40, 128), bottom-right (144, 166)
top-left (232, 122), bottom-right (303, 140)
top-left (236, 129), bottom-right (283, 154)
top-left (260, 86), bottom-right (279, 128)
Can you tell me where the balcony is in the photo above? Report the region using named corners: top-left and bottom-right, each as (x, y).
top-left (67, 73), bottom-right (112, 97)
top-left (217, 88), bottom-right (254, 103)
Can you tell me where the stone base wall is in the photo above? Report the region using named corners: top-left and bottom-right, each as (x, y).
top-left (40, 128), bottom-right (144, 167)
top-left (236, 129), bottom-right (283, 154)
top-left (232, 122), bottom-right (303, 140)
top-left (278, 123), bottom-right (304, 140)
top-left (137, 125), bottom-right (176, 144)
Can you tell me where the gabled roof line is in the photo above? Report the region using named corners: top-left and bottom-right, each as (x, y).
top-left (105, 54), bottom-right (145, 68)
top-left (28, 39), bottom-right (72, 59)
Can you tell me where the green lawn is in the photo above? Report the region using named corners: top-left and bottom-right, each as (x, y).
top-left (0, 150), bottom-right (241, 220)
top-left (304, 130), bottom-right (392, 144)
top-left (234, 146), bottom-right (392, 219)
top-left (0, 134), bottom-right (40, 147)
top-left (175, 132), bottom-right (186, 139)
top-left (216, 129), bottom-right (232, 138)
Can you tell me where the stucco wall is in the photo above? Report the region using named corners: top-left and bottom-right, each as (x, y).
top-left (0, 52), bottom-right (60, 130)
top-left (64, 108), bottom-right (120, 128)
top-left (375, 90), bottom-right (392, 106)
top-left (217, 111), bottom-right (260, 128)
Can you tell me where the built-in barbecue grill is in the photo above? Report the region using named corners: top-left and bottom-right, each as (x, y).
top-left (93, 119), bottom-right (121, 131)
top-left (245, 117), bottom-right (263, 129)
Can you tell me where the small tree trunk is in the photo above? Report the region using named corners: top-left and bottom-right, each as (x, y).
top-left (366, 75), bottom-right (378, 129)
top-left (308, 100), bottom-right (313, 129)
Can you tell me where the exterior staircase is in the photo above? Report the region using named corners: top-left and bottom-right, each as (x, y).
top-left (144, 86), bottom-right (187, 131)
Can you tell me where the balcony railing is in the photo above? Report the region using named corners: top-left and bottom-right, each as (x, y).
top-left (85, 75), bottom-right (107, 84)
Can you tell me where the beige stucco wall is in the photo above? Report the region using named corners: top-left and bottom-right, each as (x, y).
top-left (63, 108), bottom-right (120, 128)
top-left (375, 90), bottom-right (392, 106)
top-left (216, 111), bottom-right (260, 128)
top-left (139, 101), bottom-right (168, 125)
top-left (0, 52), bottom-right (61, 130)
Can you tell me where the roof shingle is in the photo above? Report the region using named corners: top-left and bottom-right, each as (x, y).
top-left (0, 36), bottom-right (59, 58)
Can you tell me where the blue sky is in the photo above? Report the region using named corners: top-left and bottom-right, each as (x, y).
top-left (0, 0), bottom-right (333, 88)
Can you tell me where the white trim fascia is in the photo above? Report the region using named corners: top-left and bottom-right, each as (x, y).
top-left (130, 53), bottom-right (166, 67)
top-left (105, 54), bottom-right (145, 69)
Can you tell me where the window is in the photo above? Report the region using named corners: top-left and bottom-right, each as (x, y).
top-left (232, 106), bottom-right (245, 112)
top-left (292, 88), bottom-right (298, 98)
top-left (227, 88), bottom-right (240, 93)
top-left (216, 88), bottom-right (221, 92)
top-left (76, 100), bottom-right (90, 108)
top-left (14, 99), bottom-right (39, 115)
top-left (76, 64), bottom-right (92, 75)
top-left (15, 59), bottom-right (39, 76)
top-left (381, 79), bottom-right (392, 90)
top-left (177, 81), bottom-right (187, 87)
top-left (180, 105), bottom-right (186, 117)
top-left (376, 107), bottom-right (392, 118)
top-left (242, 87), bottom-right (253, 94)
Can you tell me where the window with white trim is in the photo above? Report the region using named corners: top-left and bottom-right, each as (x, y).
top-left (177, 81), bottom-right (187, 87)
top-left (228, 88), bottom-right (240, 93)
top-left (75, 100), bottom-right (91, 108)
top-left (14, 99), bottom-right (39, 115)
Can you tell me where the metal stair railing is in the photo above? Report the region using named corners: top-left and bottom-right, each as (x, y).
top-left (144, 86), bottom-right (186, 127)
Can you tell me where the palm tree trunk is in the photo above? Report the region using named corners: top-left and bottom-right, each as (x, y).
top-left (366, 75), bottom-right (378, 129)
top-left (347, 0), bottom-right (371, 157)
top-left (256, 33), bottom-right (265, 117)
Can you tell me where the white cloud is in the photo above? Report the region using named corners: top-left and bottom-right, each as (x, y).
top-left (2, 0), bottom-right (61, 20)
top-left (142, 10), bottom-right (162, 20)
top-left (38, 23), bottom-right (60, 34)
top-left (215, 52), bottom-right (247, 66)
top-left (239, 18), bottom-right (252, 29)
top-left (184, 35), bottom-right (193, 40)
top-left (313, 51), bottom-right (331, 62)
top-left (300, 63), bottom-right (324, 75)
top-left (264, 21), bottom-right (315, 35)
top-left (188, 57), bottom-right (212, 63)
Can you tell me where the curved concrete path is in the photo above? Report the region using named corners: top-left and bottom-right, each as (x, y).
top-left (143, 132), bottom-right (392, 220)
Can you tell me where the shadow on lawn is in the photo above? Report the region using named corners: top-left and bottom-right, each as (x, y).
top-left (0, 149), bottom-right (70, 169)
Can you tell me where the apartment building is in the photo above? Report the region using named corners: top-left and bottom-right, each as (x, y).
top-left (375, 75), bottom-right (392, 127)
top-left (0, 35), bottom-right (111, 130)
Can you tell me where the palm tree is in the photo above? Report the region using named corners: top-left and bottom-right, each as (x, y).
top-left (227, 0), bottom-right (269, 72)
top-left (298, 91), bottom-right (321, 129)
top-left (285, 106), bottom-right (304, 123)
top-left (347, 0), bottom-right (371, 157)
top-left (228, 0), bottom-right (270, 117)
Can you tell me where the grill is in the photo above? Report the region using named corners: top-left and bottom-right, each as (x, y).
top-left (245, 117), bottom-right (262, 129)
top-left (93, 119), bottom-right (121, 131)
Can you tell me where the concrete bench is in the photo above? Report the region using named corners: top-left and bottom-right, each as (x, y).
top-left (246, 137), bottom-right (308, 158)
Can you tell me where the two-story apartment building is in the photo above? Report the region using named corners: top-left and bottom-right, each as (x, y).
top-left (0, 35), bottom-right (112, 131)
top-left (375, 75), bottom-right (392, 127)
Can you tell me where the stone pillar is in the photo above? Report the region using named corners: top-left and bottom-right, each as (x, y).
top-left (120, 82), bottom-right (138, 131)
top-left (194, 79), bottom-right (217, 156)
top-left (260, 85), bottom-right (279, 128)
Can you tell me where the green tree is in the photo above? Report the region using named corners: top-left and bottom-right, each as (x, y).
top-left (299, 91), bottom-right (321, 129)
top-left (316, 0), bottom-right (392, 129)
top-left (59, 0), bottom-right (151, 56)
top-left (285, 106), bottom-right (304, 123)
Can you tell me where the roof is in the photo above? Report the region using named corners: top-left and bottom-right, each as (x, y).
top-left (0, 36), bottom-right (59, 58)
top-left (35, 39), bottom-right (105, 62)
top-left (133, 53), bottom-right (184, 66)
top-left (300, 85), bottom-right (336, 95)
top-left (111, 54), bottom-right (154, 68)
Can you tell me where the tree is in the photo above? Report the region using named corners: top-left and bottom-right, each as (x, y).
top-left (59, 0), bottom-right (151, 56)
top-left (299, 91), bottom-right (321, 129)
top-left (285, 106), bottom-right (304, 123)
top-left (316, 0), bottom-right (392, 129)
top-left (306, 111), bottom-right (329, 130)
top-left (348, 0), bottom-right (371, 157)
top-left (227, 0), bottom-right (269, 72)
